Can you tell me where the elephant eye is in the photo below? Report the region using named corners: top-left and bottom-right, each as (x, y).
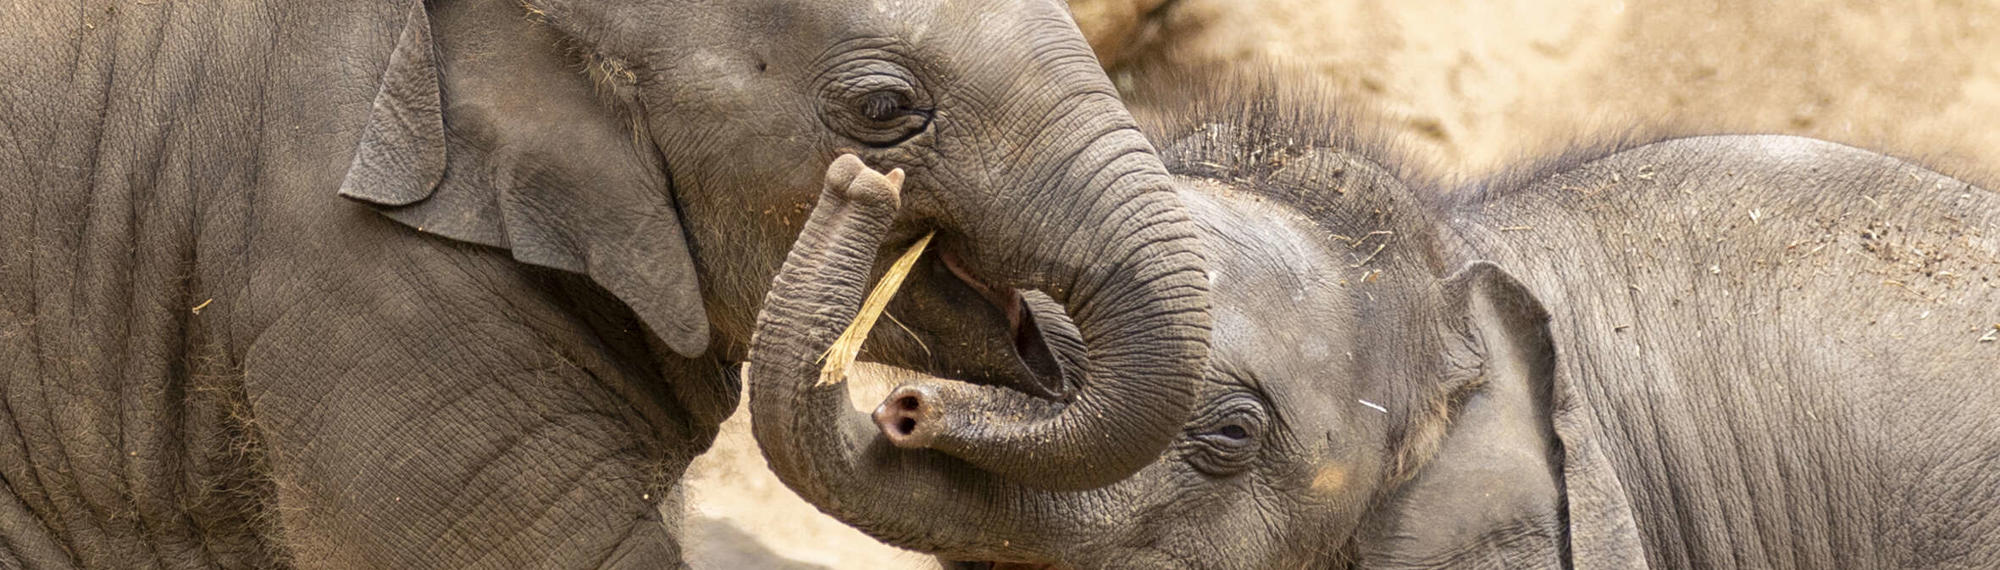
top-left (1187, 394), bottom-right (1267, 477)
top-left (838, 87), bottom-right (929, 146)
top-left (818, 63), bottom-right (933, 147)
top-left (1218, 423), bottom-right (1251, 440)
top-left (861, 91), bottom-right (905, 123)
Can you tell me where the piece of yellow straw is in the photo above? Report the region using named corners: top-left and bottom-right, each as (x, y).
top-left (818, 231), bottom-right (934, 387)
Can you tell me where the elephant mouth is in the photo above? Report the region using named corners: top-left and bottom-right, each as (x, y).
top-left (936, 247), bottom-right (1078, 402)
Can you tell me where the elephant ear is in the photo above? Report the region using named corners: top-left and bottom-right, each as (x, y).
top-left (340, 1), bottom-right (709, 356)
top-left (1439, 261), bottom-right (1647, 567)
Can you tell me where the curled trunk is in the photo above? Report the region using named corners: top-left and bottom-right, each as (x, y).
top-left (749, 155), bottom-right (1205, 556)
top-left (882, 126), bottom-right (1214, 490)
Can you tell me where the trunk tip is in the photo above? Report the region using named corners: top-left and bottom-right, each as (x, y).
top-left (872, 384), bottom-right (943, 449)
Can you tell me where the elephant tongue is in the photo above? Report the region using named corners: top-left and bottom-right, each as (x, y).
top-left (939, 250), bottom-right (1073, 401)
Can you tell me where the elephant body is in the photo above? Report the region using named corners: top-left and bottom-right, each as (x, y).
top-left (1425, 135), bottom-right (2000, 568)
top-left (3, 0), bottom-right (1215, 567)
top-left (1, 2), bottom-right (726, 567)
top-left (748, 76), bottom-right (2000, 568)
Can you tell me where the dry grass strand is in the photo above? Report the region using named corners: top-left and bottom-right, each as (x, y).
top-left (818, 232), bottom-right (934, 387)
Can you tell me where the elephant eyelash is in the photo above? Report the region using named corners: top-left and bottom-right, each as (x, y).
top-left (862, 92), bottom-right (904, 122)
top-left (1186, 394), bottom-right (1268, 476)
top-left (815, 58), bottom-right (934, 147)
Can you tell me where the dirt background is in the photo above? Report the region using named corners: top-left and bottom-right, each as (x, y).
top-left (681, 364), bottom-right (940, 569)
top-left (1088, 0), bottom-right (2000, 178)
top-left (682, 2), bottom-right (2000, 567)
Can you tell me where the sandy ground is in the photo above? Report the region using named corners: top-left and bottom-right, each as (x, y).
top-left (682, 365), bottom-right (940, 569)
top-left (683, 2), bottom-right (2000, 566)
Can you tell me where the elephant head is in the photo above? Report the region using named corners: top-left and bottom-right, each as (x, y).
top-left (747, 78), bottom-right (1565, 566)
top-left (339, 0), bottom-right (1211, 487)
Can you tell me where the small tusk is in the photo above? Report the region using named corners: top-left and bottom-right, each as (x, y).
top-left (1358, 399), bottom-right (1388, 414)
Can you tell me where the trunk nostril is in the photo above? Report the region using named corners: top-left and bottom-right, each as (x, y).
top-left (874, 385), bottom-right (940, 448)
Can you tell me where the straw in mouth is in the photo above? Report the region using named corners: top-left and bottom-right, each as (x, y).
top-left (818, 231), bottom-right (936, 387)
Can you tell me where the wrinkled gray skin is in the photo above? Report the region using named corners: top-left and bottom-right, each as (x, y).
top-left (751, 81), bottom-right (2000, 568)
top-left (0, 0), bottom-right (1210, 567)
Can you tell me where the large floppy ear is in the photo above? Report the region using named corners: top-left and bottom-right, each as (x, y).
top-left (1439, 261), bottom-right (1647, 567)
top-left (1389, 260), bottom-right (1555, 482)
top-left (1436, 261), bottom-right (1551, 391)
top-left (339, 1), bottom-right (710, 356)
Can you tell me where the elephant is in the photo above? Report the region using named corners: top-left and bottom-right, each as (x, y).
top-left (747, 75), bottom-right (2000, 568)
top-left (0, 0), bottom-right (1212, 567)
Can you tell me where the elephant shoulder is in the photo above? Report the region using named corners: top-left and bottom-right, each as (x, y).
top-left (1449, 133), bottom-right (2000, 274)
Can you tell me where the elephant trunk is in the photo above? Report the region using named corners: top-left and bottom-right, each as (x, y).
top-left (876, 157), bottom-right (1208, 492)
top-left (880, 106), bottom-right (1211, 488)
top-left (750, 1), bottom-right (1208, 557)
top-left (749, 157), bottom-right (1105, 558)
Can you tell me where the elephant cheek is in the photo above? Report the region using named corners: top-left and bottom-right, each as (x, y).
top-left (1312, 463), bottom-right (1349, 498)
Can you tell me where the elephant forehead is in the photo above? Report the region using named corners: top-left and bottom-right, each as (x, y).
top-left (823, 0), bottom-right (1057, 37)
top-left (1181, 187), bottom-right (1356, 358)
top-left (864, 0), bottom-right (939, 17)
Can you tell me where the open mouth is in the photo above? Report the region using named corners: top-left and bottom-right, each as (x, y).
top-left (934, 247), bottom-right (1077, 402)
top-left (861, 241), bottom-right (1091, 565)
